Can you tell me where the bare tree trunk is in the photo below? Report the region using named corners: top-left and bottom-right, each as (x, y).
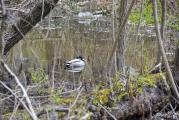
top-left (107, 0), bottom-right (136, 71)
top-left (0, 0), bottom-right (6, 57)
top-left (139, 0), bottom-right (144, 74)
top-left (111, 0), bottom-right (117, 75)
top-left (153, 0), bottom-right (179, 100)
top-left (116, 0), bottom-right (127, 73)
top-left (0, 110), bottom-right (1, 120)
top-left (174, 45), bottom-right (179, 85)
top-left (156, 0), bottom-right (166, 65)
top-left (175, 46), bottom-right (179, 72)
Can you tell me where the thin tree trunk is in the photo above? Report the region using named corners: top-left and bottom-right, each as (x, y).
top-left (117, 0), bottom-right (127, 73)
top-left (0, 0), bottom-right (6, 57)
top-left (156, 0), bottom-right (166, 65)
top-left (139, 0), bottom-right (144, 74)
top-left (111, 0), bottom-right (117, 75)
top-left (107, 0), bottom-right (136, 70)
top-left (153, 0), bottom-right (179, 100)
top-left (175, 46), bottom-right (179, 72)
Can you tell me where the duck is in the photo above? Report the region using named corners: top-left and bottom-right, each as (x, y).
top-left (64, 56), bottom-right (85, 72)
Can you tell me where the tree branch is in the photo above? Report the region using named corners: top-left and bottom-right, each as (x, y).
top-left (3, 0), bottom-right (59, 55)
top-left (1, 59), bottom-right (38, 120)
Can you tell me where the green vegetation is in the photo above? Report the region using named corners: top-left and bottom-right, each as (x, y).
top-left (129, 0), bottom-right (179, 31)
top-left (129, 0), bottom-right (155, 24)
top-left (29, 68), bottom-right (48, 83)
top-left (92, 86), bottom-right (111, 105)
top-left (1, 0), bottom-right (179, 119)
top-left (91, 72), bottom-right (162, 106)
top-left (167, 16), bottom-right (179, 31)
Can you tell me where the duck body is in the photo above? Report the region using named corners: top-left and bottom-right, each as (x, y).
top-left (64, 56), bottom-right (85, 72)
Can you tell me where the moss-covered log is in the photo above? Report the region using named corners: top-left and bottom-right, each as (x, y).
top-left (89, 86), bottom-right (170, 120)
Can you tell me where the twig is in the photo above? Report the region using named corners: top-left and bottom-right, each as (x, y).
top-left (146, 62), bottom-right (161, 74)
top-left (98, 103), bottom-right (117, 120)
top-left (169, 104), bottom-right (179, 120)
top-left (9, 102), bottom-right (21, 120)
top-left (0, 81), bottom-right (32, 118)
top-left (68, 86), bottom-right (84, 119)
top-left (51, 43), bottom-right (57, 89)
top-left (70, 86), bottom-right (84, 108)
top-left (41, 0), bottom-right (45, 22)
top-left (0, 60), bottom-right (38, 120)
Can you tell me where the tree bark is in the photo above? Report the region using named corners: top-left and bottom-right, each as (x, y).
top-left (116, 0), bottom-right (127, 73)
top-left (111, 0), bottom-right (117, 75)
top-left (3, 0), bottom-right (59, 55)
top-left (0, 0), bottom-right (6, 56)
top-left (156, 0), bottom-right (166, 65)
top-left (175, 46), bottom-right (179, 72)
top-left (174, 45), bottom-right (179, 85)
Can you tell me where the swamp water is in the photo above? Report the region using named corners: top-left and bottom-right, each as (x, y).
top-left (6, 16), bottom-right (165, 88)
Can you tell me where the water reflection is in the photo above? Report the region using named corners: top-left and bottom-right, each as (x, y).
top-left (8, 15), bottom-right (161, 83)
top-left (66, 66), bottom-right (85, 73)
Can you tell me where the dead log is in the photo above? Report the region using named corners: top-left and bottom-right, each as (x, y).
top-left (111, 87), bottom-right (170, 119)
top-left (3, 0), bottom-right (59, 55)
top-left (152, 111), bottom-right (179, 120)
top-left (89, 86), bottom-right (171, 120)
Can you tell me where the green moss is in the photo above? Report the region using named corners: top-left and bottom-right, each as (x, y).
top-left (136, 73), bottom-right (161, 93)
top-left (92, 82), bottom-right (112, 105)
top-left (94, 88), bottom-right (111, 105)
top-left (29, 68), bottom-right (48, 83)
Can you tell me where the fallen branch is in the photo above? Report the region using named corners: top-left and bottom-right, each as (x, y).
top-left (37, 107), bottom-right (69, 117)
top-left (152, 111), bottom-right (179, 120)
top-left (0, 81), bottom-right (33, 119)
top-left (0, 60), bottom-right (37, 120)
top-left (98, 103), bottom-right (117, 120)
